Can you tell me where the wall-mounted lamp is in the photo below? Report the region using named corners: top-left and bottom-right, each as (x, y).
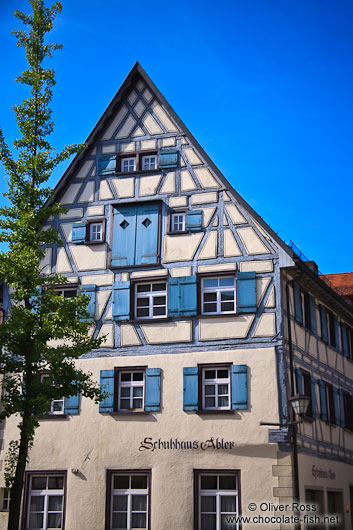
top-left (289, 394), bottom-right (311, 423)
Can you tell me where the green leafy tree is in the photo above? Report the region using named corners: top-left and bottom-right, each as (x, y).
top-left (0, 2), bottom-right (103, 528)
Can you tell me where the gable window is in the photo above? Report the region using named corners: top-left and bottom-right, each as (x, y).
top-left (118, 370), bottom-right (145, 411)
top-left (195, 471), bottom-right (239, 530)
top-left (171, 212), bottom-right (185, 233)
top-left (121, 157), bottom-right (136, 173)
top-left (201, 277), bottom-right (235, 315)
top-left (202, 366), bottom-right (230, 410)
top-left (99, 368), bottom-right (161, 413)
top-left (112, 203), bottom-right (160, 267)
top-left (108, 472), bottom-right (150, 530)
top-left (141, 155), bottom-right (157, 171)
top-left (135, 281), bottom-right (167, 319)
top-left (88, 221), bottom-right (104, 242)
top-left (24, 473), bottom-right (65, 530)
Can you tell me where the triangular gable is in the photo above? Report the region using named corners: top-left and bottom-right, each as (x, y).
top-left (50, 62), bottom-right (295, 262)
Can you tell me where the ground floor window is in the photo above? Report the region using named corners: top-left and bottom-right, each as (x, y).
top-left (327, 490), bottom-right (344, 530)
top-left (195, 470), bottom-right (240, 530)
top-left (24, 472), bottom-right (66, 530)
top-left (107, 471), bottom-right (150, 530)
top-left (305, 489), bottom-right (324, 530)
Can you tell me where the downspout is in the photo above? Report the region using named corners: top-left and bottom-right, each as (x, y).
top-left (285, 275), bottom-right (300, 504)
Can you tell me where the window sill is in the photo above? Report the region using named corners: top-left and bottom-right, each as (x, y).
top-left (109, 261), bottom-right (161, 270)
top-left (38, 414), bottom-right (68, 420)
top-left (303, 415), bottom-right (315, 424)
top-left (109, 411), bottom-right (151, 416)
top-left (130, 318), bottom-right (171, 324)
top-left (199, 313), bottom-right (238, 319)
top-left (197, 410), bottom-right (235, 415)
top-left (85, 240), bottom-right (105, 245)
top-left (115, 169), bottom-right (162, 176)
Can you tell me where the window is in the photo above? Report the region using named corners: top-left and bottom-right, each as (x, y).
top-left (98, 154), bottom-right (116, 175)
top-left (293, 286), bottom-right (316, 333)
top-left (343, 392), bottom-right (353, 431)
top-left (183, 365), bottom-right (248, 412)
top-left (25, 473), bottom-right (65, 530)
top-left (40, 375), bottom-right (64, 415)
top-left (171, 212), bottom-right (186, 232)
top-left (201, 277), bottom-right (235, 315)
top-left (141, 155), bottom-right (157, 170)
top-left (202, 366), bottom-right (230, 410)
top-left (99, 368), bottom-right (161, 413)
top-left (117, 370), bottom-right (145, 411)
top-left (112, 203), bottom-right (160, 267)
top-left (302, 371), bottom-right (313, 418)
top-left (108, 472), bottom-right (150, 530)
top-left (305, 489), bottom-right (324, 530)
top-left (54, 287), bottom-right (77, 299)
top-left (88, 221), bottom-right (104, 242)
top-left (1, 487), bottom-right (10, 511)
top-left (319, 305), bottom-right (339, 349)
top-left (135, 281), bottom-right (167, 319)
top-left (325, 383), bottom-right (336, 425)
top-left (121, 157), bottom-right (136, 173)
top-left (195, 471), bottom-right (240, 530)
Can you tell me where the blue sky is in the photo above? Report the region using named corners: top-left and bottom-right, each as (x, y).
top-left (0, 0), bottom-right (352, 273)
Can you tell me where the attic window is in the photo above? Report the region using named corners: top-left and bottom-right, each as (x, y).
top-left (121, 157), bottom-right (136, 173)
top-left (98, 154), bottom-right (116, 175)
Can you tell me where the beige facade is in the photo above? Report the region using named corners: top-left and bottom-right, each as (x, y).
top-left (0, 63), bottom-right (352, 530)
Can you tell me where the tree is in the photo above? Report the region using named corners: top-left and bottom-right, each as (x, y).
top-left (0, 2), bottom-right (103, 529)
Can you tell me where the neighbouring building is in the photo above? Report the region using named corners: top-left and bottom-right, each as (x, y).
top-left (0, 63), bottom-right (352, 530)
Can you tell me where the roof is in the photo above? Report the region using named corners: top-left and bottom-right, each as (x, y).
top-left (48, 62), bottom-right (296, 261)
top-left (320, 272), bottom-right (353, 297)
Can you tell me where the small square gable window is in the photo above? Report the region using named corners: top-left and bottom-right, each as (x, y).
top-left (158, 149), bottom-right (178, 168)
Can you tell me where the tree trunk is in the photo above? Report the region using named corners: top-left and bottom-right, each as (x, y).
top-left (7, 414), bottom-right (32, 530)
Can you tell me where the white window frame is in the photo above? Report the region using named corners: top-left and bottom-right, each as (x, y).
top-left (26, 474), bottom-right (65, 530)
top-left (54, 287), bottom-right (77, 299)
top-left (201, 276), bottom-right (236, 315)
top-left (171, 212), bottom-right (186, 232)
top-left (40, 374), bottom-right (65, 415)
top-left (121, 157), bottom-right (136, 173)
top-left (141, 155), bottom-right (157, 171)
top-left (1, 487), bottom-right (10, 511)
top-left (135, 281), bottom-right (167, 320)
top-left (202, 366), bottom-right (231, 411)
top-left (118, 370), bottom-right (145, 411)
top-left (198, 473), bottom-right (239, 530)
top-left (89, 222), bottom-right (103, 242)
top-left (110, 473), bottom-right (149, 530)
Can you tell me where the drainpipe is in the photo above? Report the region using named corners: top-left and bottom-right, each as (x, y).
top-left (285, 277), bottom-right (300, 504)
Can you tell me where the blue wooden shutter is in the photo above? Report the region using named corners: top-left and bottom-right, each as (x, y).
top-left (231, 365), bottom-right (248, 410)
top-left (135, 203), bottom-right (159, 265)
top-left (309, 296), bottom-right (317, 333)
top-left (112, 205), bottom-right (137, 267)
top-left (186, 210), bottom-right (203, 231)
top-left (183, 367), bottom-right (198, 411)
top-left (334, 317), bottom-right (340, 350)
top-left (341, 325), bottom-right (349, 357)
top-left (168, 276), bottom-right (197, 317)
top-left (112, 281), bottom-right (130, 321)
top-left (237, 272), bottom-right (256, 313)
top-left (145, 368), bottom-right (161, 412)
top-left (64, 393), bottom-right (79, 415)
top-left (333, 387), bottom-right (339, 425)
top-left (338, 390), bottom-right (345, 427)
top-left (98, 154), bottom-right (116, 175)
top-left (79, 284), bottom-right (96, 319)
top-left (158, 149), bottom-right (178, 168)
top-left (72, 222), bottom-right (87, 244)
top-left (99, 370), bottom-right (115, 413)
top-left (310, 376), bottom-right (318, 419)
top-left (293, 285), bottom-right (303, 324)
top-left (318, 380), bottom-right (327, 422)
top-left (319, 306), bottom-right (328, 342)
top-left (295, 368), bottom-right (303, 394)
